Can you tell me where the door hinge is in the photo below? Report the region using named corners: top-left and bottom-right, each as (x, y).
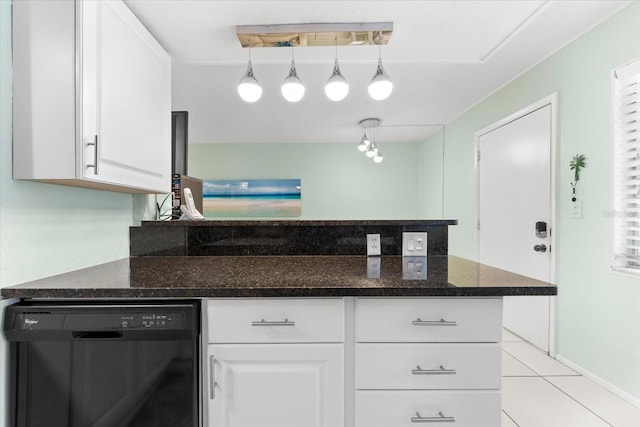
top-left (477, 150), bottom-right (480, 162)
top-left (477, 220), bottom-right (480, 230)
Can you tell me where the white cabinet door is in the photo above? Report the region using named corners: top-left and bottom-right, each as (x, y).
top-left (80, 1), bottom-right (171, 192)
top-left (13, 0), bottom-right (170, 193)
top-left (208, 344), bottom-right (344, 427)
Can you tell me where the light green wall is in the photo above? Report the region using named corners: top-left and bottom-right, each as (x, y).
top-left (0, 0), bottom-right (134, 287)
top-left (188, 142), bottom-right (423, 219)
top-left (418, 127), bottom-right (444, 219)
top-left (426, 2), bottom-right (640, 399)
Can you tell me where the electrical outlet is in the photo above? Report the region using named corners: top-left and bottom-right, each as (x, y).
top-left (403, 256), bottom-right (428, 280)
top-left (367, 234), bottom-right (381, 256)
top-left (403, 232), bottom-right (427, 256)
top-left (571, 200), bottom-right (583, 219)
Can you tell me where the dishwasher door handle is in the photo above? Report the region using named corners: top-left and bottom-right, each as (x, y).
top-left (72, 331), bottom-right (123, 339)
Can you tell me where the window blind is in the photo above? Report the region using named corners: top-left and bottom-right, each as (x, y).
top-left (613, 59), bottom-right (640, 271)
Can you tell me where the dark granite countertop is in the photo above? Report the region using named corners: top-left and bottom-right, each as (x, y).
top-left (139, 220), bottom-right (458, 227)
top-left (1, 255), bottom-right (556, 299)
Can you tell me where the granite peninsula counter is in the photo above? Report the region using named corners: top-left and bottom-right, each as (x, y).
top-left (0, 255), bottom-right (556, 299)
top-left (1, 220), bottom-right (556, 427)
top-left (1, 220), bottom-right (556, 298)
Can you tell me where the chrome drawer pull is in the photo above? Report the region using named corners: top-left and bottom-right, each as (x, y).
top-left (412, 318), bottom-right (457, 326)
top-left (412, 365), bottom-right (457, 375)
top-left (251, 318), bottom-right (296, 327)
top-left (410, 411), bottom-right (455, 423)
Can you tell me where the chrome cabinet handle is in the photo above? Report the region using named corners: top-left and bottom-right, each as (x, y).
top-left (251, 318), bottom-right (296, 326)
top-left (209, 355), bottom-right (217, 400)
top-left (412, 318), bottom-right (457, 326)
top-left (412, 365), bottom-right (457, 375)
top-left (410, 411), bottom-right (455, 423)
top-left (86, 134), bottom-right (98, 175)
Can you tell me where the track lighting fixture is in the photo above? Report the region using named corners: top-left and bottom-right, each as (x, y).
top-left (235, 23), bottom-right (393, 103)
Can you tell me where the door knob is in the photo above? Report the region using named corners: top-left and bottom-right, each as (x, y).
top-left (534, 244), bottom-right (547, 253)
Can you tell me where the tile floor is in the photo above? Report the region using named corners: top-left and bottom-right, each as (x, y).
top-left (501, 329), bottom-right (640, 426)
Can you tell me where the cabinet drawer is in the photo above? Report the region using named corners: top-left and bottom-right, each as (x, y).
top-left (355, 390), bottom-right (501, 427)
top-left (355, 343), bottom-right (501, 390)
top-left (208, 298), bottom-right (344, 343)
top-left (356, 298), bottom-right (502, 342)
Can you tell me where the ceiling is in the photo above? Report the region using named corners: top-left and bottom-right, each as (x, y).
top-left (123, 0), bottom-right (630, 145)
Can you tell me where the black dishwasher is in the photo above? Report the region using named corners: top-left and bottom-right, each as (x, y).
top-left (3, 301), bottom-right (200, 427)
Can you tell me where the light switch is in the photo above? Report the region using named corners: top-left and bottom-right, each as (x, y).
top-left (403, 232), bottom-right (428, 256)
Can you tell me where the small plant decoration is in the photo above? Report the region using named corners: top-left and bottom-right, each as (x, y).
top-left (570, 154), bottom-right (586, 183)
top-left (569, 154), bottom-right (586, 202)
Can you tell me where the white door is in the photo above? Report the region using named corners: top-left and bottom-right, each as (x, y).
top-left (477, 101), bottom-right (555, 353)
top-left (208, 344), bottom-right (344, 427)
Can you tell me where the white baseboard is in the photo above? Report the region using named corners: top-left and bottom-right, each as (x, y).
top-left (555, 354), bottom-right (640, 409)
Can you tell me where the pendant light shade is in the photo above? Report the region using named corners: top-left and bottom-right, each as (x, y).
top-left (237, 59), bottom-right (262, 103)
top-left (365, 140), bottom-right (377, 158)
top-left (358, 132), bottom-right (370, 152)
top-left (325, 35), bottom-right (349, 102)
top-left (281, 58), bottom-right (305, 102)
top-left (325, 59), bottom-right (349, 102)
top-left (368, 57), bottom-right (393, 101)
top-left (373, 149), bottom-right (384, 163)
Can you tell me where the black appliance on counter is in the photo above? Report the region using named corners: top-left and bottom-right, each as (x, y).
top-left (3, 301), bottom-right (200, 427)
top-left (172, 111), bottom-right (189, 176)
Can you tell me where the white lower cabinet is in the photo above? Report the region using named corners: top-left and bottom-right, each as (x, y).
top-left (354, 297), bottom-right (503, 427)
top-left (204, 297), bottom-right (503, 427)
top-left (207, 344), bottom-right (344, 427)
top-left (205, 298), bottom-right (345, 427)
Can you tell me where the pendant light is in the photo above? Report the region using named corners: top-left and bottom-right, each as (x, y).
top-left (324, 34), bottom-right (349, 102)
top-left (373, 149), bottom-right (384, 163)
top-left (358, 118), bottom-right (383, 163)
top-left (281, 45), bottom-right (305, 102)
top-left (237, 38), bottom-right (262, 103)
top-left (368, 33), bottom-right (393, 101)
top-left (366, 140), bottom-right (377, 158)
top-left (357, 131), bottom-right (370, 152)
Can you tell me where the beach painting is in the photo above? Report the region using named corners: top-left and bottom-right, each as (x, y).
top-left (202, 179), bottom-right (301, 218)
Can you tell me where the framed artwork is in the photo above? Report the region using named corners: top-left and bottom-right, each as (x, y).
top-left (203, 179), bottom-right (301, 218)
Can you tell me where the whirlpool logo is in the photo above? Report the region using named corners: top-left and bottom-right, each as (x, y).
top-left (24, 318), bottom-right (39, 326)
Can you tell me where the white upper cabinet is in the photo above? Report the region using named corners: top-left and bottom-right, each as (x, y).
top-left (13, 0), bottom-right (171, 194)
